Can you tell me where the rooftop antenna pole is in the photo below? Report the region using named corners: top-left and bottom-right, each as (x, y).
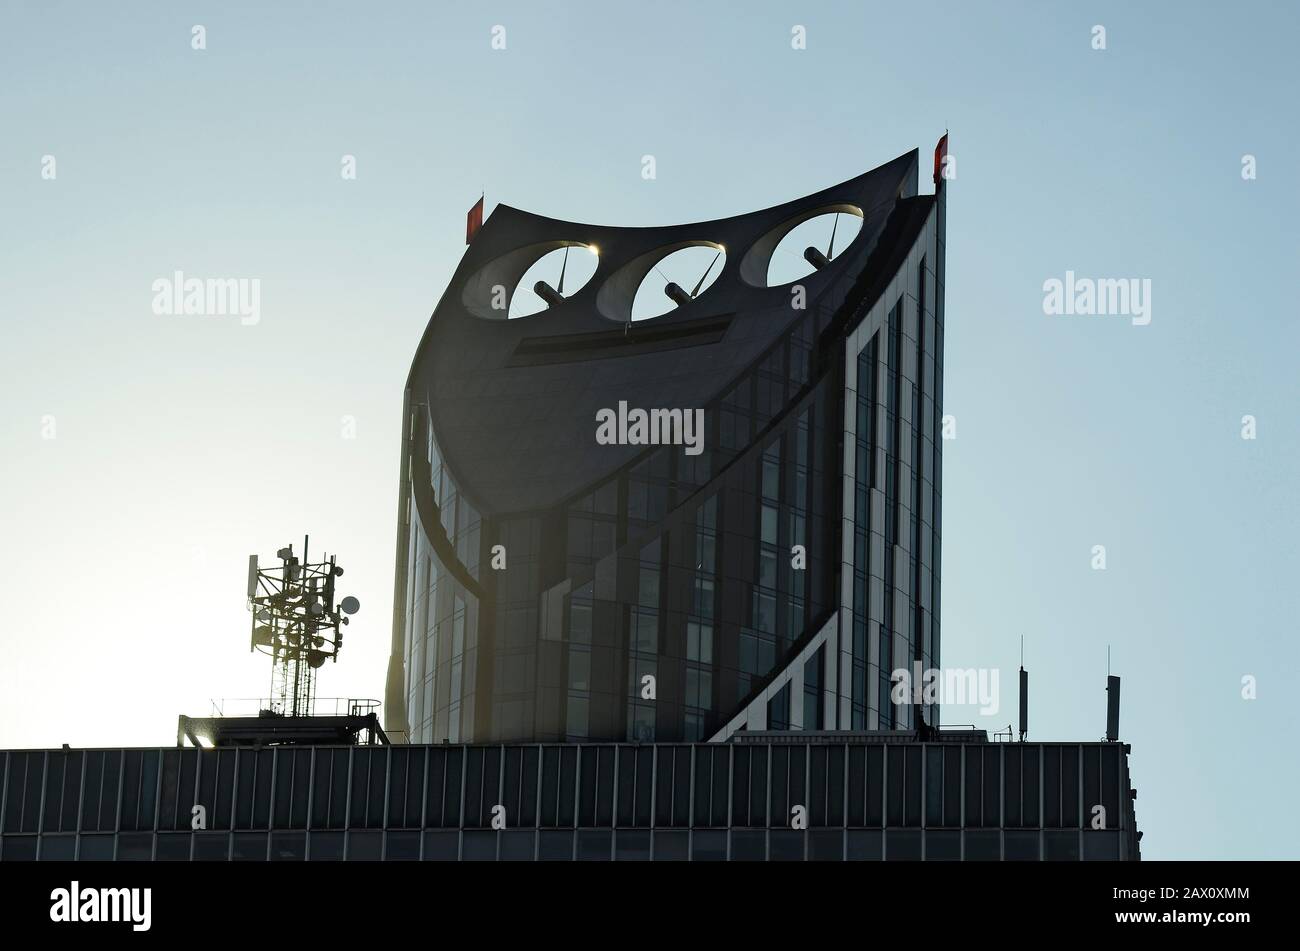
top-left (1105, 647), bottom-right (1121, 743)
top-left (1018, 635), bottom-right (1028, 743)
top-left (249, 539), bottom-right (362, 719)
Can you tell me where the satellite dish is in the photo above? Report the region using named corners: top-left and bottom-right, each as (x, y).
top-left (256, 609), bottom-right (271, 621)
top-left (340, 596), bottom-right (360, 615)
top-left (332, 566), bottom-right (344, 577)
top-left (308, 600), bottom-right (324, 617)
top-left (252, 625), bottom-right (274, 646)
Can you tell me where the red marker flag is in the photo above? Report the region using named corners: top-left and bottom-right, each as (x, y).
top-left (932, 133), bottom-right (949, 187)
top-left (466, 195), bottom-right (484, 244)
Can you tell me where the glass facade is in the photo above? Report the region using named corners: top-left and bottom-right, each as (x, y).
top-left (0, 741), bottom-right (1139, 861)
top-left (839, 203), bottom-right (944, 733)
top-left (404, 427), bottom-right (482, 744)
top-left (396, 301), bottom-right (841, 744)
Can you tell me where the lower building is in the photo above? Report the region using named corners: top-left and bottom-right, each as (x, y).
top-left (0, 735), bottom-right (1140, 861)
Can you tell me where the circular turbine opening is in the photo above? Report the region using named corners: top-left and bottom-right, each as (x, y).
top-left (508, 244), bottom-right (599, 318)
top-left (629, 245), bottom-right (726, 321)
top-left (765, 211), bottom-right (863, 287)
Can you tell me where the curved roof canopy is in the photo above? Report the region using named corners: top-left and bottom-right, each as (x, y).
top-left (410, 149), bottom-right (920, 515)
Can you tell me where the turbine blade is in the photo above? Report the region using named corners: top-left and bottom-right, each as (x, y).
top-left (691, 251), bottom-right (722, 297)
top-left (557, 246), bottom-right (570, 294)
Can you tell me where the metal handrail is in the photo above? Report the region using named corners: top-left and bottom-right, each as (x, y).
top-left (208, 697), bottom-right (382, 718)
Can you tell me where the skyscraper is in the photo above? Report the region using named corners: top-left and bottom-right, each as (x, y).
top-left (387, 147), bottom-right (945, 744)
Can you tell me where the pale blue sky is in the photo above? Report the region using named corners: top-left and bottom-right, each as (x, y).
top-left (1, 1), bottom-right (1296, 859)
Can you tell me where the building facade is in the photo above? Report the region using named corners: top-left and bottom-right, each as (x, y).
top-left (387, 149), bottom-right (945, 745)
top-left (0, 738), bottom-right (1141, 861)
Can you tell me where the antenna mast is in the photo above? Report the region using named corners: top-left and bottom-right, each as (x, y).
top-left (247, 536), bottom-right (361, 718)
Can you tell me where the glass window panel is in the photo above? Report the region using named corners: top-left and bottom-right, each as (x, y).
top-left (595, 748), bottom-right (615, 827)
top-left (711, 750), bottom-right (728, 827)
top-left (615, 829), bottom-right (651, 861)
top-left (690, 830), bottom-right (727, 861)
top-left (38, 834), bottom-right (75, 861)
top-left (998, 831), bottom-right (1040, 862)
top-left (347, 830), bottom-right (383, 861)
top-left (769, 747), bottom-right (790, 827)
top-left (42, 753), bottom-right (66, 834)
top-left (265, 831), bottom-right (303, 861)
top-left (1060, 746), bottom-right (1079, 828)
top-left (422, 749), bottom-right (445, 828)
top-left (652, 830), bottom-right (688, 861)
top-left (1022, 746), bottom-right (1040, 827)
top-left (442, 749), bottom-right (463, 827)
top-left (422, 830), bottom-right (458, 861)
top-left (846, 829), bottom-right (881, 861)
top-left (730, 748), bottom-right (750, 827)
top-left (770, 829), bottom-right (804, 861)
top-left (904, 746), bottom-right (922, 827)
top-left (159, 750), bottom-right (182, 832)
top-left (885, 829), bottom-right (922, 861)
top-left (925, 830), bottom-right (960, 860)
top-left (865, 747), bottom-right (884, 827)
top-left (156, 832), bottom-right (192, 861)
top-left (500, 830), bottom-right (535, 861)
top-left (1101, 745), bottom-right (1120, 830)
top-left (887, 747), bottom-right (905, 827)
top-left (77, 753), bottom-right (104, 834)
top-left (809, 740), bottom-right (834, 825)
top-left (193, 832), bottom-right (229, 861)
top-left (671, 747), bottom-right (691, 828)
top-left (556, 747), bottom-right (577, 827)
top-left (231, 831), bottom-right (267, 861)
top-left (1083, 830), bottom-right (1120, 861)
top-left (21, 753), bottom-right (46, 834)
top-left (538, 830), bottom-right (573, 861)
top-left (2, 835), bottom-right (37, 861)
top-left (577, 830), bottom-right (611, 861)
top-left (76, 834), bottom-right (114, 861)
top-left (964, 748), bottom-right (981, 827)
top-left (519, 747), bottom-right (539, 827)
top-left (464, 748), bottom-right (484, 827)
top-left (1003, 746), bottom-right (1023, 828)
top-left (460, 831), bottom-right (493, 862)
top-left (964, 829), bottom-right (1001, 861)
top-left (1042, 745), bottom-right (1061, 828)
top-left (809, 829), bottom-right (842, 861)
top-left (847, 746), bottom-right (865, 826)
top-left (307, 831), bottom-right (344, 861)
top-left (233, 750), bottom-right (255, 830)
top-left (1044, 830), bottom-right (1080, 861)
top-left (982, 747), bottom-right (1000, 828)
top-left (925, 746), bottom-right (943, 827)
